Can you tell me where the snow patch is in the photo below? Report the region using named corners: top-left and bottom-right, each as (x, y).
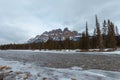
top-left (0, 58), bottom-right (120, 80)
top-left (2, 49), bottom-right (120, 55)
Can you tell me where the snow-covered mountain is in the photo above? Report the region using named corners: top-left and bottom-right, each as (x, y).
top-left (28, 28), bottom-right (81, 43)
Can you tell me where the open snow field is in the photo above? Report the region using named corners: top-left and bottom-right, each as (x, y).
top-left (0, 50), bottom-right (120, 80)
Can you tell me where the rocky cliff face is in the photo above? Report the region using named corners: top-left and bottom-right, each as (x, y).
top-left (28, 28), bottom-right (81, 43)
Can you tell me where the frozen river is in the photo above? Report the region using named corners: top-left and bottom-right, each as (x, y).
top-left (0, 50), bottom-right (120, 80)
top-left (0, 50), bottom-right (120, 71)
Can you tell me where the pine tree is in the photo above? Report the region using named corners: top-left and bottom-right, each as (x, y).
top-left (102, 20), bottom-right (108, 48)
top-left (107, 20), bottom-right (117, 50)
top-left (85, 22), bottom-right (90, 50)
top-left (95, 15), bottom-right (104, 51)
top-left (58, 39), bottom-right (62, 50)
top-left (47, 36), bottom-right (54, 50)
top-left (81, 32), bottom-right (86, 50)
top-left (92, 28), bottom-right (97, 49)
top-left (64, 37), bottom-right (70, 50)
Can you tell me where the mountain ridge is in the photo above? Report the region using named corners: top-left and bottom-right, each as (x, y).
top-left (28, 27), bottom-right (81, 43)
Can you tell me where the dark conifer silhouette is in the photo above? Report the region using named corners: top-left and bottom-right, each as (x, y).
top-left (95, 15), bottom-right (104, 51)
top-left (85, 22), bottom-right (90, 50)
top-left (107, 20), bottom-right (117, 50)
top-left (102, 20), bottom-right (108, 48)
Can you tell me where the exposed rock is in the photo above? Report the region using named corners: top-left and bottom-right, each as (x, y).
top-left (28, 27), bottom-right (81, 43)
top-left (0, 66), bottom-right (11, 71)
top-left (0, 66), bottom-right (33, 80)
top-left (0, 66), bottom-right (12, 80)
top-left (43, 77), bottom-right (48, 80)
top-left (63, 27), bottom-right (69, 32)
top-left (71, 78), bottom-right (77, 80)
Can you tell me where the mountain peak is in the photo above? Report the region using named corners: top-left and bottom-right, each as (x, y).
top-left (63, 27), bottom-right (69, 32)
top-left (27, 28), bottom-right (81, 43)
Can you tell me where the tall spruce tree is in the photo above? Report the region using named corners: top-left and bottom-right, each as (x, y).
top-left (102, 20), bottom-right (108, 48)
top-left (85, 22), bottom-right (90, 50)
top-left (95, 15), bottom-right (104, 51)
top-left (103, 20), bottom-right (108, 35)
top-left (64, 37), bottom-right (70, 49)
top-left (81, 32), bottom-right (86, 50)
top-left (47, 36), bottom-right (54, 50)
top-left (93, 28), bottom-right (97, 48)
top-left (107, 20), bottom-right (117, 50)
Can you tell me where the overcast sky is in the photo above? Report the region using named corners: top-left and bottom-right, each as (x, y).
top-left (0, 0), bottom-right (120, 44)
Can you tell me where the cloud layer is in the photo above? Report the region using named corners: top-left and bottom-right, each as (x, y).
top-left (0, 0), bottom-right (120, 44)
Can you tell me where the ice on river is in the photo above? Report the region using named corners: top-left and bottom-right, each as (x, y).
top-left (0, 58), bottom-right (120, 80)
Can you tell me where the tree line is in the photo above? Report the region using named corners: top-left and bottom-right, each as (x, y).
top-left (0, 16), bottom-right (120, 51)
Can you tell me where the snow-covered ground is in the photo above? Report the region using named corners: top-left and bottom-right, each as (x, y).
top-left (2, 49), bottom-right (120, 55)
top-left (0, 58), bottom-right (120, 80)
top-left (0, 49), bottom-right (76, 53)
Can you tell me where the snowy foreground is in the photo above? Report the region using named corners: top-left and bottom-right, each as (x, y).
top-left (0, 50), bottom-right (120, 80)
top-left (0, 58), bottom-right (120, 80)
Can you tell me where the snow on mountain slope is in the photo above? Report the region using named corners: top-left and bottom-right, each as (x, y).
top-left (27, 27), bottom-right (81, 43)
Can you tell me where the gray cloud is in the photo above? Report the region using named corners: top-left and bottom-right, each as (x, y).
top-left (0, 0), bottom-right (120, 44)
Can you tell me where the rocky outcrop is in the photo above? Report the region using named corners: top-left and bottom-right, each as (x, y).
top-left (0, 66), bottom-right (12, 80)
top-left (28, 27), bottom-right (81, 43)
top-left (0, 66), bottom-right (32, 80)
